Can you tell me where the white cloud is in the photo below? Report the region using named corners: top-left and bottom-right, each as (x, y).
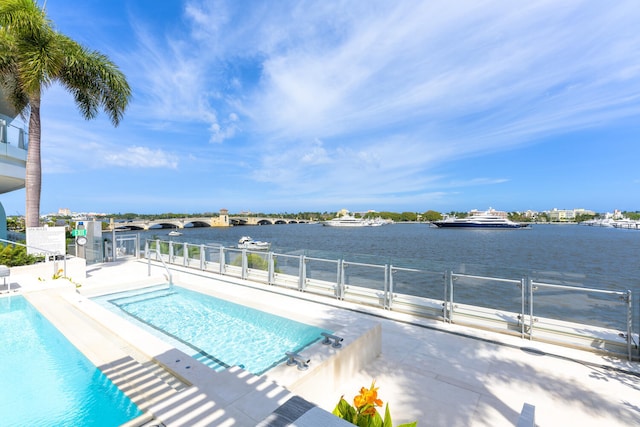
top-left (104, 146), bottom-right (179, 169)
top-left (127, 1), bottom-right (640, 151)
top-left (38, 110), bottom-right (180, 172)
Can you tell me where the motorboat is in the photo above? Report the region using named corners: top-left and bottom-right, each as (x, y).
top-left (168, 228), bottom-right (183, 236)
top-left (237, 236), bottom-right (271, 250)
top-left (432, 208), bottom-right (528, 229)
top-left (580, 218), bottom-right (615, 227)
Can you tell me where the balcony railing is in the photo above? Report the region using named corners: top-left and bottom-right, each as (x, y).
top-left (144, 238), bottom-right (638, 361)
top-left (0, 117), bottom-right (27, 160)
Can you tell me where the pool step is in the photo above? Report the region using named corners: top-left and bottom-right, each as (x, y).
top-left (100, 354), bottom-right (188, 412)
top-left (191, 349), bottom-right (230, 371)
top-left (99, 285), bottom-right (175, 307)
top-left (113, 341), bottom-right (190, 394)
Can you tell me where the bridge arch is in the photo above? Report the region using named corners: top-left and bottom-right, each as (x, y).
top-left (183, 221), bottom-right (211, 228)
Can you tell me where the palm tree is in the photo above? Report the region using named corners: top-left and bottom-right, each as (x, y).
top-left (0, 0), bottom-right (130, 227)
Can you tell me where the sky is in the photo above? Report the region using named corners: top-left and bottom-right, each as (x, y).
top-left (2, 0), bottom-right (640, 216)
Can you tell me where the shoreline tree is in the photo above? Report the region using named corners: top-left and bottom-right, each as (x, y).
top-left (0, 0), bottom-right (130, 227)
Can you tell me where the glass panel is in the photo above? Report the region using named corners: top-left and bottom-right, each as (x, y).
top-left (532, 283), bottom-right (627, 330)
top-left (392, 268), bottom-right (444, 301)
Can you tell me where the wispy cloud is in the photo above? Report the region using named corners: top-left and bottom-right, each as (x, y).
top-left (40, 114), bottom-right (179, 173)
top-left (118, 0), bottom-right (639, 199)
top-left (104, 146), bottom-right (179, 169)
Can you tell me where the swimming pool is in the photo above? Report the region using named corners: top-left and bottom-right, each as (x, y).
top-left (0, 295), bottom-right (143, 427)
top-left (94, 285), bottom-right (330, 375)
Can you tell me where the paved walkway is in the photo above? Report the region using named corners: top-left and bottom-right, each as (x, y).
top-left (7, 259), bottom-right (640, 426)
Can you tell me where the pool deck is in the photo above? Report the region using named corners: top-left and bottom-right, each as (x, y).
top-left (4, 259), bottom-right (640, 427)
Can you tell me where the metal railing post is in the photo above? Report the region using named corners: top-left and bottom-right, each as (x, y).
top-left (338, 259), bottom-right (346, 300)
top-left (385, 264), bottom-right (391, 309)
top-left (519, 276), bottom-right (526, 339)
top-left (183, 242), bottom-right (188, 266)
top-left (112, 229), bottom-right (117, 261)
top-left (528, 276), bottom-right (534, 340)
top-left (135, 233), bottom-right (140, 259)
top-left (445, 270), bottom-right (454, 323)
top-left (626, 290), bottom-right (633, 361)
top-left (268, 252), bottom-right (275, 285)
top-left (219, 246), bottom-right (225, 275)
top-left (242, 249), bottom-right (248, 279)
top-left (146, 240), bottom-right (151, 276)
top-left (298, 255), bottom-right (306, 291)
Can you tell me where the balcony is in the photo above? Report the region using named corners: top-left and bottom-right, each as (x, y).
top-left (0, 114), bottom-right (27, 195)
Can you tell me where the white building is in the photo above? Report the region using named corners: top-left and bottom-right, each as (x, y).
top-left (0, 90), bottom-right (28, 240)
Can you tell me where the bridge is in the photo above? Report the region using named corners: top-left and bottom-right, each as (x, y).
top-left (108, 216), bottom-right (310, 231)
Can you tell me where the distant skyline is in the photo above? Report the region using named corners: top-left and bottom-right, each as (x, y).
top-left (2, 0), bottom-right (640, 216)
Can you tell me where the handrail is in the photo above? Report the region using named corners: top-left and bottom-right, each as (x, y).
top-left (145, 241), bottom-right (173, 285)
top-left (530, 280), bottom-right (627, 295)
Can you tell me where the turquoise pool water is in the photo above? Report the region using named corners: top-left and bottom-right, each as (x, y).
top-left (0, 296), bottom-right (142, 427)
top-left (95, 285), bottom-right (329, 374)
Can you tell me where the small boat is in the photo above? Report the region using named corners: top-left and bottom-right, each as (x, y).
top-left (237, 236), bottom-right (270, 250)
top-left (168, 228), bottom-right (183, 236)
top-left (432, 208), bottom-right (529, 229)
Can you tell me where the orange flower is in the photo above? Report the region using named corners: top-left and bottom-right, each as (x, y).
top-left (353, 380), bottom-right (384, 415)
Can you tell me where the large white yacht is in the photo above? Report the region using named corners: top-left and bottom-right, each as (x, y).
top-left (321, 214), bottom-right (370, 227)
top-left (432, 208), bottom-right (528, 229)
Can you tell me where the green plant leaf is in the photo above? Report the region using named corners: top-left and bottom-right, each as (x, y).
top-left (333, 398), bottom-right (357, 423)
top-left (382, 404), bottom-right (392, 427)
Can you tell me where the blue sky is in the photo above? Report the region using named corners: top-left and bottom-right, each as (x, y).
top-left (3, 0), bottom-right (640, 215)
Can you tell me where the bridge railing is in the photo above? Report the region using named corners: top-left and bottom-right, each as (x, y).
top-left (143, 238), bottom-right (637, 361)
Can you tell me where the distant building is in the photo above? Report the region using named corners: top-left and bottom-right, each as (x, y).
top-left (58, 208), bottom-right (72, 216)
top-left (548, 208), bottom-right (574, 222)
top-left (547, 208), bottom-right (595, 222)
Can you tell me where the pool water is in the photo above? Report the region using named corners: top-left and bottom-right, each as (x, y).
top-left (96, 285), bottom-right (330, 375)
top-left (0, 296), bottom-right (142, 427)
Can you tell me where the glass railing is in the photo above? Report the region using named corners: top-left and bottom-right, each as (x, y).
top-left (0, 117), bottom-right (27, 162)
top-left (144, 238), bottom-right (638, 361)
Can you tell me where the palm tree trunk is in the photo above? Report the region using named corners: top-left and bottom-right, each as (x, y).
top-left (25, 95), bottom-right (41, 228)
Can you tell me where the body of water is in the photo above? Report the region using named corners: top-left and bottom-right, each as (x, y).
top-left (143, 222), bottom-right (639, 291)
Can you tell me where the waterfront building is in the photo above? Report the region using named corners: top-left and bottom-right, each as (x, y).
top-left (0, 89), bottom-right (28, 240)
top-left (548, 208), bottom-right (596, 222)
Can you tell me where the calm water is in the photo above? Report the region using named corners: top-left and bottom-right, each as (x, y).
top-left (143, 223), bottom-right (639, 290)
top-left (0, 296), bottom-right (142, 427)
top-left (95, 286), bottom-right (329, 375)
